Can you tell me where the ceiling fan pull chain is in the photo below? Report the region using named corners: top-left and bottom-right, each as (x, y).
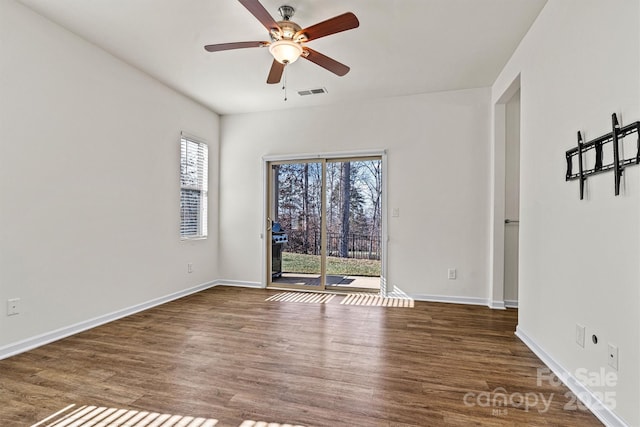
top-left (283, 65), bottom-right (288, 101)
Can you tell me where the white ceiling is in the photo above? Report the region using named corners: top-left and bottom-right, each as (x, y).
top-left (17, 0), bottom-right (547, 115)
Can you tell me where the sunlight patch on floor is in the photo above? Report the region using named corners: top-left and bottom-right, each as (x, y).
top-left (239, 421), bottom-right (305, 427)
top-left (265, 292), bottom-right (335, 304)
top-left (340, 294), bottom-right (414, 307)
top-left (33, 405), bottom-right (218, 427)
top-left (34, 404), bottom-right (307, 427)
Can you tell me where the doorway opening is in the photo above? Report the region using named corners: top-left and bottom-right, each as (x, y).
top-left (503, 89), bottom-right (520, 307)
top-left (266, 156), bottom-right (383, 292)
top-left (490, 74), bottom-right (521, 309)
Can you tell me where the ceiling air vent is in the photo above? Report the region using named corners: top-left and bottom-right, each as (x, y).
top-left (298, 87), bottom-right (328, 96)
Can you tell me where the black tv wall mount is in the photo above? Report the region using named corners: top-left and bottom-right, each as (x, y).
top-left (565, 113), bottom-right (640, 199)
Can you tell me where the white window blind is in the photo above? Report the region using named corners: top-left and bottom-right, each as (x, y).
top-left (180, 135), bottom-right (208, 239)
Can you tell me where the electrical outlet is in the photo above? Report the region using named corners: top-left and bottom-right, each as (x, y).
top-left (576, 324), bottom-right (585, 348)
top-left (607, 343), bottom-right (618, 370)
top-left (447, 268), bottom-right (456, 280)
top-left (7, 298), bottom-right (20, 316)
top-left (187, 263), bottom-right (193, 273)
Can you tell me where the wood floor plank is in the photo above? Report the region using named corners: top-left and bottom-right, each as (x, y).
top-left (0, 286), bottom-right (602, 426)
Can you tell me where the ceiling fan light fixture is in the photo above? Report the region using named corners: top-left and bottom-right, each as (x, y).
top-left (269, 39), bottom-right (303, 64)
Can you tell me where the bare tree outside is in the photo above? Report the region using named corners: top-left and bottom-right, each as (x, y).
top-left (339, 161), bottom-right (351, 258)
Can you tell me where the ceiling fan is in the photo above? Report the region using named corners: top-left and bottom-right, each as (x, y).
top-left (204, 0), bottom-right (359, 84)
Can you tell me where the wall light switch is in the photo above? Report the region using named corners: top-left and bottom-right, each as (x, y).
top-left (392, 208), bottom-right (400, 217)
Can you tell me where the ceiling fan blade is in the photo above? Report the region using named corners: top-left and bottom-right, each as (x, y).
top-left (238, 0), bottom-right (281, 33)
top-left (303, 48), bottom-right (350, 76)
top-left (295, 12), bottom-right (359, 42)
top-left (204, 41), bottom-right (267, 52)
top-left (267, 59), bottom-right (285, 84)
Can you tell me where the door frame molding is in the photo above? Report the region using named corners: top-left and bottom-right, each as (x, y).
top-left (262, 149), bottom-right (388, 295)
top-left (490, 75), bottom-right (521, 309)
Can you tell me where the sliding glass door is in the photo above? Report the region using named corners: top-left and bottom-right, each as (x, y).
top-left (268, 160), bottom-right (325, 290)
top-left (267, 156), bottom-right (382, 292)
top-left (324, 159), bottom-right (382, 291)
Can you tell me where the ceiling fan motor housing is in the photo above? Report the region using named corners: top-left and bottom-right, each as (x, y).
top-left (271, 20), bottom-right (302, 41)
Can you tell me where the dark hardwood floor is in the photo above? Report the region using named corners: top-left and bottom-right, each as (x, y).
top-left (0, 286), bottom-right (602, 426)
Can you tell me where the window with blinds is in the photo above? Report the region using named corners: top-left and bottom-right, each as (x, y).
top-left (180, 135), bottom-right (208, 239)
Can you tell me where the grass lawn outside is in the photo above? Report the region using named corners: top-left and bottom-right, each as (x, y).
top-left (283, 251), bottom-right (381, 277)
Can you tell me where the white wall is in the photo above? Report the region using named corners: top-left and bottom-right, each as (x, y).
top-left (220, 88), bottom-right (491, 301)
top-left (0, 0), bottom-right (219, 350)
top-left (493, 1), bottom-right (639, 425)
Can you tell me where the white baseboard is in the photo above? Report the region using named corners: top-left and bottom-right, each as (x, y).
top-left (490, 300), bottom-right (507, 310)
top-left (488, 299), bottom-right (518, 309)
top-left (0, 280), bottom-right (217, 360)
top-left (213, 279), bottom-right (264, 288)
top-left (409, 293), bottom-right (489, 307)
top-left (515, 326), bottom-right (629, 427)
top-left (0, 279), bottom-right (519, 362)
top-left (0, 279), bottom-right (267, 360)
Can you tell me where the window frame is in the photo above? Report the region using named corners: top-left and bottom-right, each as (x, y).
top-left (180, 134), bottom-right (209, 240)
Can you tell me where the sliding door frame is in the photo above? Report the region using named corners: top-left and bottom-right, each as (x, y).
top-left (262, 150), bottom-right (388, 295)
